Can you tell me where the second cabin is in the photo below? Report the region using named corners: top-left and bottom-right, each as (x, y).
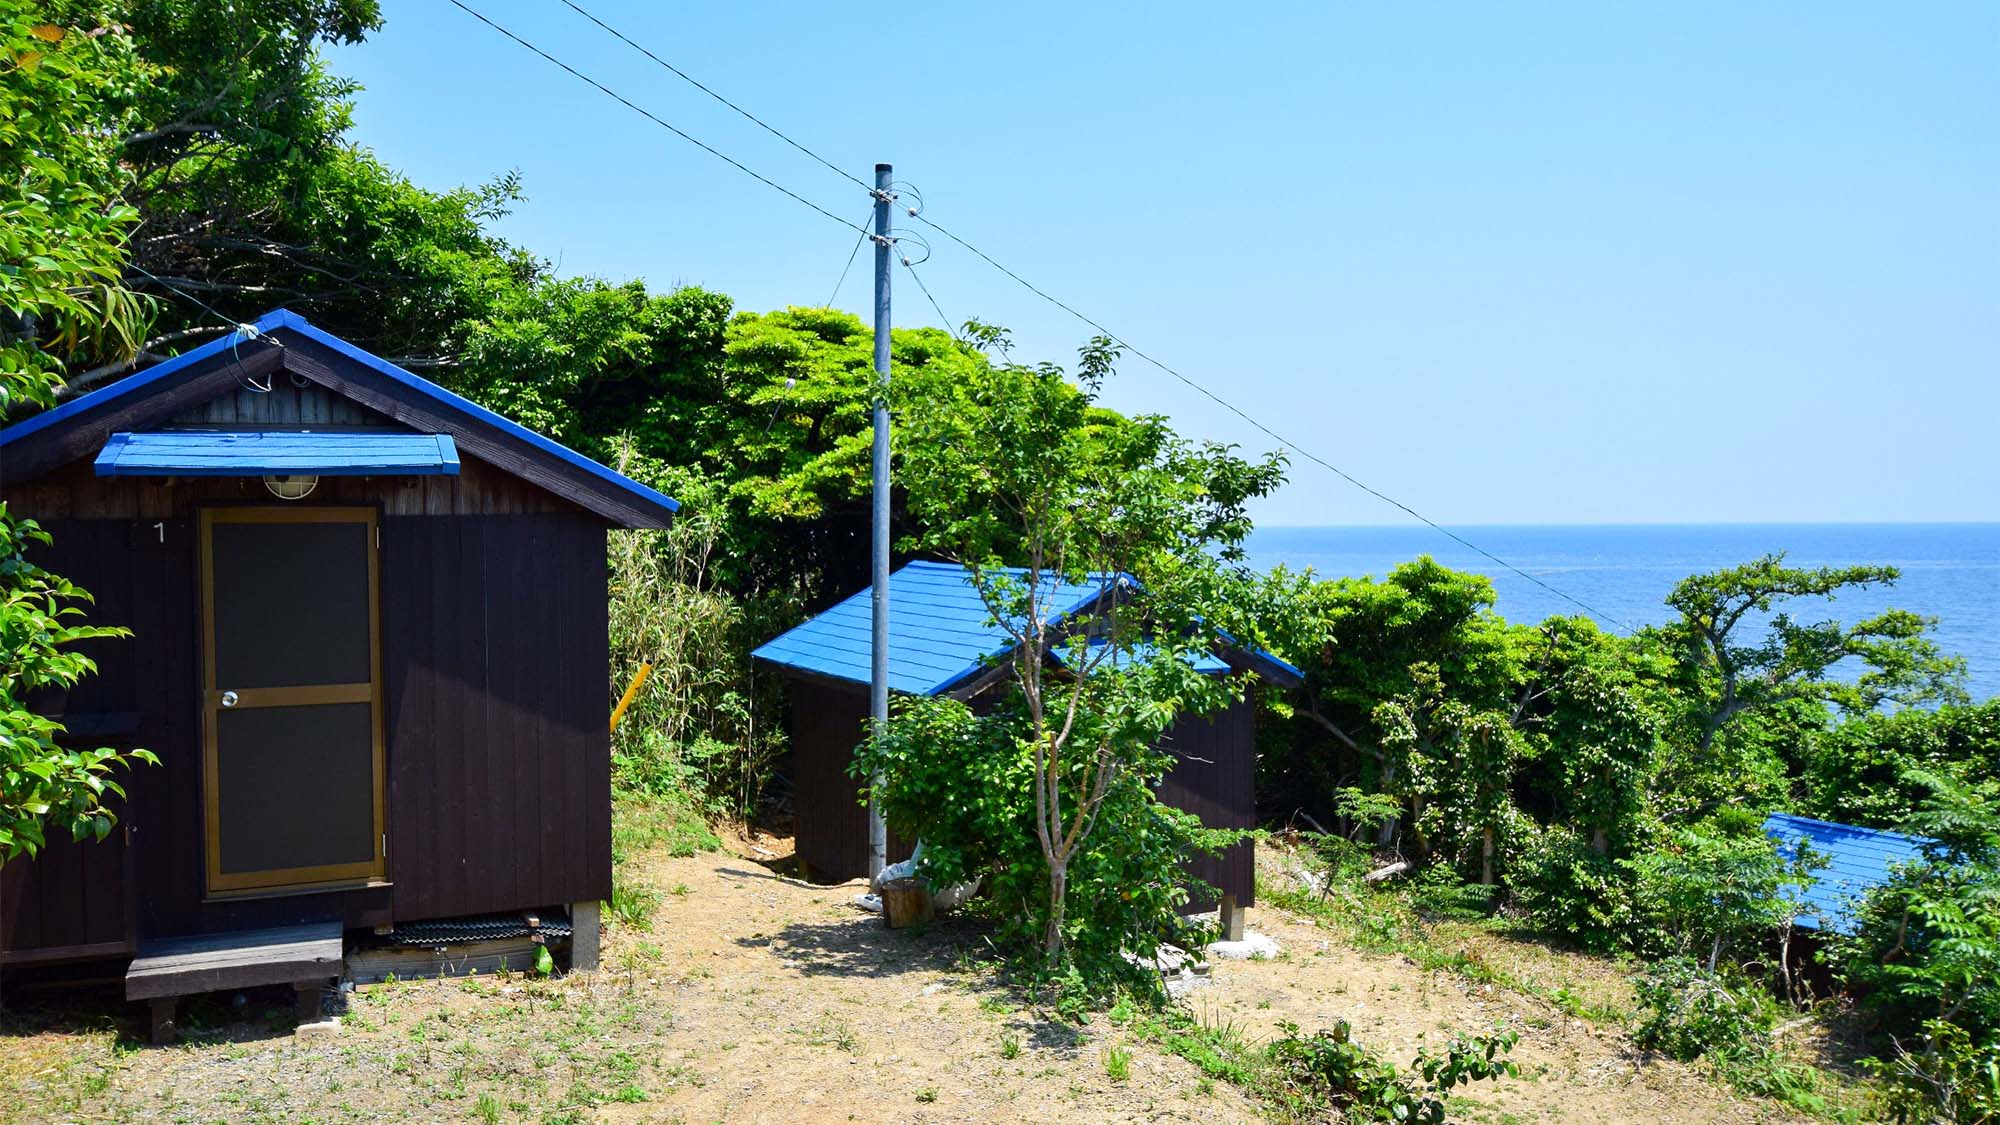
top-left (752, 559), bottom-right (1301, 937)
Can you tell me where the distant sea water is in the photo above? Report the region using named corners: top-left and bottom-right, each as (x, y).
top-left (1245, 524), bottom-right (2000, 703)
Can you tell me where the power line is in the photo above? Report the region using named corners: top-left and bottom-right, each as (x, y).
top-left (908, 216), bottom-right (1636, 632)
top-left (552, 0), bottom-right (871, 194)
top-left (444, 0), bottom-right (866, 236)
top-left (901, 258), bottom-right (957, 341)
top-left (505, 1), bottom-right (1637, 634)
top-left (826, 209), bottom-right (874, 307)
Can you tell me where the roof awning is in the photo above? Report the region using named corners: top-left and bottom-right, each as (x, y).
top-left (95, 430), bottom-right (460, 477)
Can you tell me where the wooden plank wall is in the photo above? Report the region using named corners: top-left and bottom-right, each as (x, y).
top-left (1157, 698), bottom-right (1258, 908)
top-left (0, 519), bottom-right (140, 962)
top-left (0, 456), bottom-right (613, 955)
top-left (787, 679), bottom-right (914, 882)
top-left (381, 508), bottom-right (613, 919)
top-left (167, 381), bottom-right (385, 427)
top-left (783, 678), bottom-right (1257, 904)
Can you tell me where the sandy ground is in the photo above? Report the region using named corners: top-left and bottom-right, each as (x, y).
top-left (0, 831), bottom-right (1828, 1124)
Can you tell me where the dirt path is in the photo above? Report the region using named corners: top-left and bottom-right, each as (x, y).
top-left (1173, 850), bottom-right (1815, 1124)
top-left (0, 833), bottom-right (1818, 1124)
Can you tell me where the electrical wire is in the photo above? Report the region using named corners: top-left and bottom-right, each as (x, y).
top-left (124, 261), bottom-right (283, 391)
top-left (826, 209), bottom-right (874, 307)
top-left (445, 0), bottom-right (867, 236)
top-left (510, 0), bottom-right (1637, 633)
top-left (901, 258), bottom-right (957, 341)
top-left (909, 219), bottom-right (1636, 632)
top-left (552, 0), bottom-right (871, 194)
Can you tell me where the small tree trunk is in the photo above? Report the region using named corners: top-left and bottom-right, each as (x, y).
top-left (1590, 826), bottom-right (1608, 855)
top-left (1043, 858), bottom-right (1069, 959)
top-left (1706, 934), bottom-right (1723, 975)
top-left (1375, 762), bottom-right (1401, 847)
top-left (1480, 825), bottom-right (1496, 886)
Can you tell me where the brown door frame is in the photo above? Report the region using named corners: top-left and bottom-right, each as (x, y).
top-left (198, 505), bottom-right (387, 896)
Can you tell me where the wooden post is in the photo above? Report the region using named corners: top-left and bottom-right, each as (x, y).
top-left (880, 878), bottom-right (934, 929)
top-left (294, 982), bottom-right (324, 1024)
top-left (148, 997), bottom-right (178, 1045)
top-left (1219, 893), bottom-right (1246, 942)
top-left (570, 901), bottom-right (601, 971)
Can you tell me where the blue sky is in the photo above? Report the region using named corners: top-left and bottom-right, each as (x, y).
top-left (332, 2), bottom-right (1997, 526)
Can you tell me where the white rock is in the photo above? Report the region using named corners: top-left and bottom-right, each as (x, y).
top-left (1206, 932), bottom-right (1281, 960)
top-left (295, 1018), bottom-right (342, 1040)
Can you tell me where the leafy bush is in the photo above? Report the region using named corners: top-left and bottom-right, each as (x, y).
top-left (858, 689), bottom-right (1240, 998)
top-left (1405, 862), bottom-right (1500, 922)
top-left (606, 457), bottom-right (784, 818)
top-left (1623, 818), bottom-right (1817, 968)
top-left (1861, 1018), bottom-right (2000, 1125)
top-left (1505, 821), bottom-right (1638, 952)
top-left (1, 510), bottom-right (157, 857)
top-left (1828, 773), bottom-right (2000, 1122)
top-left (1631, 957), bottom-right (1777, 1063)
top-left (1268, 1018), bottom-right (1518, 1123)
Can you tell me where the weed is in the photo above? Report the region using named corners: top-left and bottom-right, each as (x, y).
top-left (608, 883), bottom-right (661, 932)
top-left (803, 1014), bottom-right (861, 1053)
top-left (1104, 1045), bottom-right (1133, 1081)
top-left (1000, 1032), bottom-right (1022, 1060)
top-left (915, 1087), bottom-right (939, 1103)
top-left (474, 1092), bottom-right (501, 1124)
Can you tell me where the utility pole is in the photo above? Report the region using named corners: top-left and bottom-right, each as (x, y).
top-left (867, 162), bottom-right (892, 880)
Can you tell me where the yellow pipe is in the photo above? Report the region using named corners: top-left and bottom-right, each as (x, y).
top-left (608, 662), bottom-right (652, 733)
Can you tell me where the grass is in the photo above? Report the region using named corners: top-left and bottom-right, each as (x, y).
top-left (610, 790), bottom-right (722, 864)
top-left (1268, 840), bottom-right (1879, 1123)
top-left (1262, 880), bottom-right (1630, 1024)
top-left (1103, 1045), bottom-right (1132, 1081)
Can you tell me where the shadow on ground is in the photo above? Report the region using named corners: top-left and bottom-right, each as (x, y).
top-left (2, 976), bottom-right (317, 1050)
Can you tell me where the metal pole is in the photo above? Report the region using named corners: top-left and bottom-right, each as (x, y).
top-left (867, 162), bottom-right (892, 880)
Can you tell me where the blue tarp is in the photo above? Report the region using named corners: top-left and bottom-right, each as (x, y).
top-left (95, 430), bottom-right (460, 477)
top-left (1765, 812), bottom-right (1934, 933)
top-left (751, 560), bottom-right (1123, 696)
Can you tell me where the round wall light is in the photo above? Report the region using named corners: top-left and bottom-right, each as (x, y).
top-left (263, 474), bottom-right (319, 501)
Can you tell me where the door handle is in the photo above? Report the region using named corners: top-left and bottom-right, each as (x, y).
top-left (220, 690), bottom-right (239, 708)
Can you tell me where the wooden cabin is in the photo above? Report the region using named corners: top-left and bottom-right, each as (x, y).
top-left (751, 560), bottom-right (1301, 937)
top-left (0, 309), bottom-right (677, 1036)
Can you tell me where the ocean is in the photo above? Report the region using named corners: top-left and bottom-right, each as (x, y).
top-left (1245, 523), bottom-right (2000, 703)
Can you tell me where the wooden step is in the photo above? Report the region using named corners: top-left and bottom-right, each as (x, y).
top-left (125, 922), bottom-right (343, 1043)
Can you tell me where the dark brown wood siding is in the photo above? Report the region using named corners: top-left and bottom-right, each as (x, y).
top-left (787, 678), bottom-right (914, 882)
top-left (1157, 699), bottom-right (1257, 908)
top-left (0, 458), bottom-right (613, 957)
top-left (781, 677), bottom-right (1255, 906)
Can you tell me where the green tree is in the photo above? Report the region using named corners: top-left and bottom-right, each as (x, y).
top-left (1659, 553), bottom-right (1966, 758)
top-left (1625, 819), bottom-right (1817, 971)
top-left (1269, 558), bottom-right (1520, 844)
top-left (1, 4), bottom-right (158, 857)
top-left (861, 334), bottom-right (1285, 971)
top-left (1804, 702), bottom-right (2000, 829)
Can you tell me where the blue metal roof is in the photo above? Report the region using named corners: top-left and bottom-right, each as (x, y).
top-left (1765, 812), bottom-right (1934, 933)
top-left (751, 560), bottom-right (1125, 696)
top-left (0, 308), bottom-right (678, 520)
top-left (95, 430), bottom-right (460, 477)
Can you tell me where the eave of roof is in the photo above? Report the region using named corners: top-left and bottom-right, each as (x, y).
top-left (751, 560), bottom-right (1125, 697)
top-left (0, 309), bottom-right (679, 527)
